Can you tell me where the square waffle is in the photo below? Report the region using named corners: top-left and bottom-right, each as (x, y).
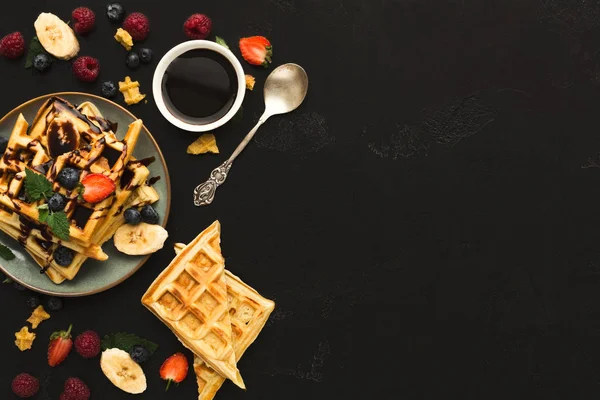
top-left (141, 221), bottom-right (245, 389)
top-left (0, 97), bottom-right (160, 284)
top-left (173, 242), bottom-right (275, 400)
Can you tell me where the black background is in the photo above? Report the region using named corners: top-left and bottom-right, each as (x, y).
top-left (2, 0), bottom-right (600, 399)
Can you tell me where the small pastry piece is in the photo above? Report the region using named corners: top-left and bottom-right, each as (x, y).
top-left (27, 305), bottom-right (51, 329)
top-left (245, 75), bottom-right (255, 91)
top-left (187, 134), bottom-right (219, 155)
top-left (114, 28), bottom-right (133, 50)
top-left (15, 327), bottom-right (36, 351)
top-left (119, 76), bottom-right (146, 105)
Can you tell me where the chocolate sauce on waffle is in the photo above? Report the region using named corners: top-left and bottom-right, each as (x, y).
top-left (147, 176), bottom-right (161, 186)
top-left (47, 119), bottom-right (80, 158)
top-left (161, 49), bottom-right (238, 124)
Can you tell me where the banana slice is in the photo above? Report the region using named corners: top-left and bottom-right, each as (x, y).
top-left (101, 348), bottom-right (147, 394)
top-left (34, 13), bottom-right (80, 60)
top-left (114, 223), bottom-right (168, 255)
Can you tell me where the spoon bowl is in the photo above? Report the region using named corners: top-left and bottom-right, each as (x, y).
top-left (264, 63), bottom-right (309, 116)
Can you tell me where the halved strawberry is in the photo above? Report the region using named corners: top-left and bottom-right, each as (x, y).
top-left (159, 353), bottom-right (188, 391)
top-left (239, 36), bottom-right (272, 67)
top-left (48, 324), bottom-right (73, 367)
top-left (81, 173), bottom-right (116, 204)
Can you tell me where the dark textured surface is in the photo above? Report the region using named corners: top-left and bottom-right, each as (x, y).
top-left (1, 0), bottom-right (600, 398)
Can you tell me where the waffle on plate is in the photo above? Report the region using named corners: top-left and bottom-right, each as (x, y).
top-left (0, 97), bottom-right (160, 284)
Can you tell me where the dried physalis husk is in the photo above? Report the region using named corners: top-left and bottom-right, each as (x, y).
top-left (27, 305), bottom-right (51, 329)
top-left (245, 74), bottom-right (255, 90)
top-left (187, 134), bottom-right (219, 155)
top-left (15, 326), bottom-right (36, 351)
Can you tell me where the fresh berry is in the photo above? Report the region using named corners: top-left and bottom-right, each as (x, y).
top-left (101, 80), bottom-right (118, 98)
top-left (106, 3), bottom-right (125, 22)
top-left (125, 51), bottom-right (140, 69)
top-left (72, 56), bottom-right (100, 83)
top-left (72, 7), bottom-right (96, 35)
top-left (183, 14), bottom-right (212, 40)
top-left (57, 167), bottom-right (81, 189)
top-left (129, 344), bottom-right (150, 363)
top-left (48, 193), bottom-right (67, 212)
top-left (139, 47), bottom-right (153, 64)
top-left (124, 208), bottom-right (142, 225)
top-left (33, 53), bottom-right (52, 72)
top-left (140, 205), bottom-right (159, 224)
top-left (13, 282), bottom-right (26, 291)
top-left (74, 331), bottom-right (101, 359)
top-left (0, 32), bottom-right (25, 59)
top-left (47, 296), bottom-right (63, 311)
top-left (81, 173), bottom-right (115, 203)
top-left (0, 136), bottom-right (7, 154)
top-left (48, 324), bottom-right (73, 367)
top-left (62, 377), bottom-right (90, 400)
top-left (54, 246), bottom-right (74, 267)
top-left (160, 353), bottom-right (189, 391)
top-left (123, 12), bottom-right (150, 41)
top-left (26, 296), bottom-right (40, 309)
top-left (239, 36), bottom-right (273, 67)
top-left (11, 373), bottom-right (39, 398)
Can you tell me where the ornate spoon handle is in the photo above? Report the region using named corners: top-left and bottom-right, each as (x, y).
top-left (193, 113), bottom-right (269, 206)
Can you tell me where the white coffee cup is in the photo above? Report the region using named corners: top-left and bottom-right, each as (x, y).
top-left (153, 40), bottom-right (246, 132)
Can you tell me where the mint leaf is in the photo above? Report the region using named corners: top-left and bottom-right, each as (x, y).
top-left (46, 211), bottom-right (70, 241)
top-left (38, 204), bottom-right (49, 223)
top-left (215, 36), bottom-right (229, 49)
top-left (25, 37), bottom-right (45, 69)
top-left (101, 332), bottom-right (158, 355)
top-left (0, 244), bottom-right (15, 261)
top-left (24, 169), bottom-right (53, 201)
top-left (3, 277), bottom-right (13, 284)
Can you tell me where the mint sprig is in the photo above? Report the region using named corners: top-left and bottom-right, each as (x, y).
top-left (101, 332), bottom-right (158, 355)
top-left (215, 36), bottom-right (229, 49)
top-left (24, 37), bottom-right (46, 69)
top-left (24, 169), bottom-right (53, 201)
top-left (46, 212), bottom-right (70, 241)
top-left (0, 244), bottom-right (15, 261)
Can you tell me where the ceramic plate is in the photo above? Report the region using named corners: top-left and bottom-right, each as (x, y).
top-left (0, 93), bottom-right (171, 297)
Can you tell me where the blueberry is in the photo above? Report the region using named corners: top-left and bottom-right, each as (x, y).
top-left (57, 167), bottom-right (80, 190)
top-left (13, 282), bottom-right (26, 291)
top-left (106, 3), bottom-right (125, 22)
top-left (26, 296), bottom-right (40, 308)
top-left (140, 205), bottom-right (159, 224)
top-left (0, 137), bottom-right (8, 155)
top-left (124, 208), bottom-right (142, 225)
top-left (46, 296), bottom-right (63, 311)
top-left (101, 81), bottom-right (118, 98)
top-left (48, 193), bottom-right (67, 212)
top-left (129, 345), bottom-right (150, 363)
top-left (53, 246), bottom-right (74, 267)
top-left (33, 53), bottom-right (52, 72)
top-left (125, 52), bottom-right (140, 70)
top-left (139, 48), bottom-right (153, 64)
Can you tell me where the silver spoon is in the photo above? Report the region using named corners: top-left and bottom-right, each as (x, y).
top-left (193, 63), bottom-right (309, 206)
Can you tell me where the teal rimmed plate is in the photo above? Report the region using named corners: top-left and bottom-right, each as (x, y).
top-left (0, 93), bottom-right (171, 297)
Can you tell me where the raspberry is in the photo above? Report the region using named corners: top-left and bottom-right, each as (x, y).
top-left (62, 377), bottom-right (90, 400)
top-left (11, 373), bottom-right (39, 398)
top-left (123, 12), bottom-right (150, 41)
top-left (184, 14), bottom-right (212, 40)
top-left (74, 330), bottom-right (101, 358)
top-left (0, 32), bottom-right (25, 59)
top-left (72, 7), bottom-right (96, 35)
top-left (72, 56), bottom-right (100, 82)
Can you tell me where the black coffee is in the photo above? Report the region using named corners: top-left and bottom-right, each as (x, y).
top-left (162, 49), bottom-right (238, 125)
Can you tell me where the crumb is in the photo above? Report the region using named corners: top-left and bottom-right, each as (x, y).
top-left (245, 74), bottom-right (256, 90)
top-left (15, 327), bottom-right (35, 351)
top-left (187, 133), bottom-right (219, 154)
top-left (119, 76), bottom-right (146, 105)
top-left (114, 28), bottom-right (133, 51)
top-left (27, 305), bottom-right (50, 329)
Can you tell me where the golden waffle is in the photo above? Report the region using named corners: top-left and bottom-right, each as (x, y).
top-left (142, 221), bottom-right (245, 389)
top-left (174, 243), bottom-right (275, 400)
top-left (0, 97), bottom-right (160, 283)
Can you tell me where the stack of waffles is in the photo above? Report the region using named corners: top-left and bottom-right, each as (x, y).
top-left (142, 221), bottom-right (275, 400)
top-left (0, 97), bottom-right (160, 284)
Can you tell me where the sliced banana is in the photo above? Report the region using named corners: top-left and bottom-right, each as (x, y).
top-left (101, 348), bottom-right (147, 394)
top-left (34, 13), bottom-right (80, 60)
top-left (114, 223), bottom-right (168, 255)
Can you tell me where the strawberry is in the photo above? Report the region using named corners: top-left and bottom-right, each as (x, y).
top-left (48, 324), bottom-right (73, 367)
top-left (239, 36), bottom-right (272, 67)
top-left (81, 173), bottom-right (116, 203)
top-left (159, 353), bottom-right (188, 391)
